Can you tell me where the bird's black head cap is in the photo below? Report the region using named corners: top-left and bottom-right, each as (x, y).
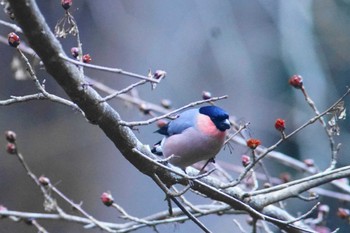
top-left (199, 106), bottom-right (230, 131)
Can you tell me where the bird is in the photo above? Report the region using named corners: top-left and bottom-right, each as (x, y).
top-left (152, 105), bottom-right (231, 170)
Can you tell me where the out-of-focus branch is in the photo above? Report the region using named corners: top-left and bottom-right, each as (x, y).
top-left (0, 19), bottom-right (22, 32)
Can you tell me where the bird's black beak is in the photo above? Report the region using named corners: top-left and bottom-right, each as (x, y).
top-left (220, 119), bottom-right (231, 131)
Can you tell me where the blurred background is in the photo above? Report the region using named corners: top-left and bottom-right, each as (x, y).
top-left (0, 0), bottom-right (350, 232)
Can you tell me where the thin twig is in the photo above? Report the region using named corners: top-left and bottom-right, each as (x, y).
top-left (111, 203), bottom-right (151, 225)
top-left (99, 80), bottom-right (147, 103)
top-left (13, 48), bottom-right (84, 114)
top-left (85, 76), bottom-right (168, 114)
top-left (120, 95), bottom-right (228, 127)
top-left (0, 204), bottom-right (234, 232)
top-left (225, 122), bottom-right (250, 144)
top-left (47, 181), bottom-right (116, 233)
top-left (285, 202), bottom-right (320, 224)
top-left (300, 86), bottom-right (338, 170)
top-left (297, 193), bottom-right (319, 202)
top-left (221, 87), bottom-right (350, 189)
top-left (233, 219), bottom-right (247, 233)
top-left (59, 54), bottom-right (160, 83)
top-left (0, 19), bottom-right (23, 32)
top-left (152, 174), bottom-right (213, 233)
top-left (31, 219), bottom-right (49, 233)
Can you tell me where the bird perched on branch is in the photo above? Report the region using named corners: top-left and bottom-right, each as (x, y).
top-left (152, 106), bottom-right (231, 170)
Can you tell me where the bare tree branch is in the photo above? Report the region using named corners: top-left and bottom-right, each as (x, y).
top-left (5, 1), bottom-right (349, 233)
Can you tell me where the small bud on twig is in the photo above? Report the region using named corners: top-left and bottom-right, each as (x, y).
top-left (161, 99), bottom-right (172, 109)
top-left (241, 155), bottom-right (251, 167)
top-left (274, 118), bottom-right (285, 132)
top-left (38, 176), bottom-right (50, 186)
top-left (5, 131), bottom-right (16, 143)
top-left (6, 143), bottom-right (16, 154)
top-left (279, 172), bottom-right (291, 183)
top-left (246, 138), bottom-right (261, 150)
top-left (289, 75), bottom-right (303, 89)
top-left (8, 32), bottom-right (20, 48)
top-left (71, 47), bottom-right (79, 58)
top-left (303, 159), bottom-right (315, 167)
top-left (101, 192), bottom-right (114, 207)
top-left (202, 91), bottom-right (212, 100)
top-left (318, 204), bottom-right (330, 215)
top-left (61, 0), bottom-right (72, 10)
top-left (139, 103), bottom-right (151, 115)
top-left (82, 54), bottom-right (92, 63)
top-left (153, 70), bottom-right (166, 80)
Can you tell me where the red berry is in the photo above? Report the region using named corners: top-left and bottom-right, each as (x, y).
top-left (246, 138), bottom-right (261, 150)
top-left (288, 75), bottom-right (303, 89)
top-left (82, 54), bottom-right (92, 63)
top-left (70, 47), bottom-right (79, 58)
top-left (5, 130), bottom-right (16, 143)
top-left (61, 0), bottom-right (72, 10)
top-left (274, 118), bottom-right (285, 131)
top-left (8, 32), bottom-right (20, 48)
top-left (6, 143), bottom-right (16, 154)
top-left (337, 208), bottom-right (350, 219)
top-left (241, 155), bottom-right (250, 167)
top-left (101, 192), bottom-right (114, 207)
top-left (202, 91), bottom-right (212, 100)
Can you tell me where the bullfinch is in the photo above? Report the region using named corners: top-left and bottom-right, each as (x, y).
top-left (152, 106), bottom-right (230, 170)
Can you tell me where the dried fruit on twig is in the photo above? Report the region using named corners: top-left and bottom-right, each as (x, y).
top-left (101, 192), bottom-right (114, 207)
top-left (61, 0), bottom-right (72, 10)
top-left (8, 32), bottom-right (20, 48)
top-left (289, 75), bottom-right (303, 89)
top-left (82, 54), bottom-right (92, 63)
top-left (246, 138), bottom-right (261, 150)
top-left (274, 118), bottom-right (285, 132)
top-left (6, 143), bottom-right (16, 154)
